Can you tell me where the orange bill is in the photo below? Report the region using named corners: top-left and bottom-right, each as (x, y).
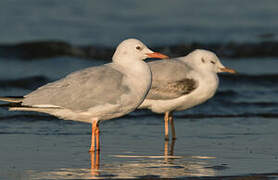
top-left (220, 67), bottom-right (236, 74)
top-left (146, 52), bottom-right (169, 59)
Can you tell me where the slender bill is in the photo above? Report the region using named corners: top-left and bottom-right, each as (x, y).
top-left (146, 52), bottom-right (169, 59)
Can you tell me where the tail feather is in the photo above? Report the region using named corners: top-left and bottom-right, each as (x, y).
top-left (0, 96), bottom-right (24, 103)
top-left (0, 102), bottom-right (23, 108)
top-left (0, 96), bottom-right (23, 109)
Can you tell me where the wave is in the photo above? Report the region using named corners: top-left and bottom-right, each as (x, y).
top-left (1, 40), bottom-right (278, 60)
top-left (175, 113), bottom-right (278, 119)
top-left (0, 114), bottom-right (57, 122)
top-left (229, 101), bottom-right (278, 107)
top-left (1, 112), bottom-right (277, 122)
top-left (0, 75), bottom-right (49, 90)
top-left (127, 112), bottom-right (278, 119)
top-left (0, 74), bottom-right (277, 90)
top-left (219, 74), bottom-right (278, 85)
top-left (215, 90), bottom-right (239, 97)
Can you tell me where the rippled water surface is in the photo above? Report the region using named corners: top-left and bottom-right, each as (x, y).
top-left (0, 0), bottom-right (278, 45)
top-left (0, 56), bottom-right (277, 179)
top-left (0, 1), bottom-right (278, 179)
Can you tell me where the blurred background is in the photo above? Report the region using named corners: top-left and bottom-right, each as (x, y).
top-left (0, 0), bottom-right (278, 179)
top-left (0, 0), bottom-right (277, 45)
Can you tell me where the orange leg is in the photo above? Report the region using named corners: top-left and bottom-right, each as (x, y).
top-left (164, 140), bottom-right (169, 161)
top-left (170, 138), bottom-right (176, 156)
top-left (90, 151), bottom-right (100, 176)
top-left (95, 122), bottom-right (100, 151)
top-left (164, 140), bottom-right (169, 155)
top-left (164, 112), bottom-right (169, 140)
top-left (89, 120), bottom-right (100, 152)
top-left (169, 112), bottom-right (176, 140)
top-left (90, 123), bottom-right (96, 152)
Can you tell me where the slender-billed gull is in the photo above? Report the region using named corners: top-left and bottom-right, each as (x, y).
top-left (138, 49), bottom-right (236, 140)
top-left (0, 38), bottom-right (169, 152)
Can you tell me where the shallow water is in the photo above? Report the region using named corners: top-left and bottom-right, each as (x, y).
top-left (1, 114), bottom-right (278, 179)
top-left (0, 0), bottom-right (278, 45)
top-left (0, 56), bottom-right (278, 179)
top-left (0, 0), bottom-right (278, 179)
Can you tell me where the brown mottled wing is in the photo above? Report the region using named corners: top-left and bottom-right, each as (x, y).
top-left (146, 60), bottom-right (198, 100)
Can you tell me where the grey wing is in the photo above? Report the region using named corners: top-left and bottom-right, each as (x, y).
top-left (23, 65), bottom-right (129, 111)
top-left (146, 60), bottom-right (198, 100)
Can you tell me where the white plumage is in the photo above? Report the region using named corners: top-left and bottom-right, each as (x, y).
top-left (139, 49), bottom-right (236, 140)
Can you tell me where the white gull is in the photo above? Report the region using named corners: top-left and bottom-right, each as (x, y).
top-left (0, 38), bottom-right (169, 152)
top-left (138, 49), bottom-right (236, 140)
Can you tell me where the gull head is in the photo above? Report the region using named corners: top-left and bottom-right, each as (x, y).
top-left (188, 49), bottom-right (236, 74)
top-left (112, 38), bottom-right (169, 62)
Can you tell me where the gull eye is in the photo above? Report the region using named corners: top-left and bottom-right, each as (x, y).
top-left (210, 61), bottom-right (216, 64)
top-left (201, 58), bottom-right (205, 63)
top-left (136, 46), bottom-right (142, 50)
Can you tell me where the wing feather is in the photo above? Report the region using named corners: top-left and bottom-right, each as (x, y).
top-left (146, 60), bottom-right (198, 100)
top-left (23, 64), bottom-right (130, 111)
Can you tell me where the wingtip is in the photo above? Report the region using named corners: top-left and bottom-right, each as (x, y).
top-left (0, 96), bottom-right (24, 103)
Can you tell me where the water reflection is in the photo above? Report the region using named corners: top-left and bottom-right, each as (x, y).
top-left (164, 139), bottom-right (175, 158)
top-left (90, 151), bottom-right (100, 176)
top-left (27, 140), bottom-right (216, 179)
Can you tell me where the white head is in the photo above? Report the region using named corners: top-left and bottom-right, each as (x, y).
top-left (185, 49), bottom-right (236, 74)
top-left (112, 38), bottom-right (168, 63)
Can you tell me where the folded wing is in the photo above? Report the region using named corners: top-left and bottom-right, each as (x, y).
top-left (23, 65), bottom-right (130, 111)
top-left (146, 60), bottom-right (198, 100)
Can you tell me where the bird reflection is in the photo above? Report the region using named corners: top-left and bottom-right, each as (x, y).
top-left (164, 139), bottom-right (176, 162)
top-left (90, 151), bottom-right (100, 176)
top-left (26, 139), bottom-right (216, 179)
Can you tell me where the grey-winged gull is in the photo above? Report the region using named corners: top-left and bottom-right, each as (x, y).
top-left (0, 38), bottom-right (169, 152)
top-left (138, 49), bottom-right (236, 140)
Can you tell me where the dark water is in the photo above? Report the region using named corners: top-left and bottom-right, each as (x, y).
top-left (0, 0), bottom-right (278, 45)
top-left (0, 1), bottom-right (278, 179)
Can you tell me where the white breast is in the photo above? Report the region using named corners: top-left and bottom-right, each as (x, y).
top-left (111, 61), bottom-right (152, 112)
